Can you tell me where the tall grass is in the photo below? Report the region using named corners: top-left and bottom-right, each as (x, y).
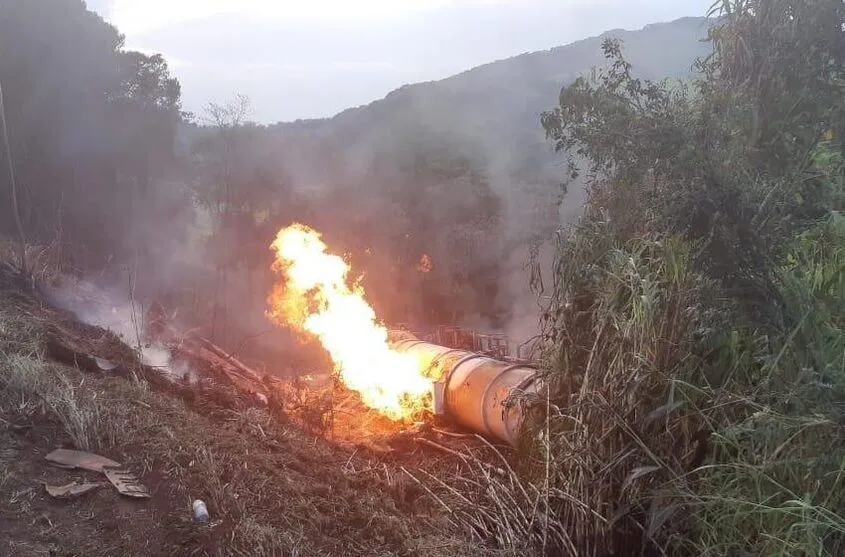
top-left (519, 4), bottom-right (845, 551)
top-left (514, 170), bottom-right (845, 556)
top-left (679, 210), bottom-right (845, 556)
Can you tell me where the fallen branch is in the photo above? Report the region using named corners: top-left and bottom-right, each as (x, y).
top-left (400, 466), bottom-right (454, 515)
top-left (432, 427), bottom-right (477, 439)
top-left (194, 334), bottom-right (263, 381)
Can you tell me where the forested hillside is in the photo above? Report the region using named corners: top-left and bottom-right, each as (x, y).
top-left (0, 1), bottom-right (183, 265)
top-left (0, 1), bottom-right (712, 358)
top-left (255, 17), bottom-right (712, 338)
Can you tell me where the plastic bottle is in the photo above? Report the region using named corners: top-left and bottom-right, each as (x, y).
top-left (192, 499), bottom-right (209, 523)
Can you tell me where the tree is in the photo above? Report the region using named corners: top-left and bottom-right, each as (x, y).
top-left (112, 51), bottom-right (183, 198)
top-left (699, 0), bottom-right (845, 172)
top-left (0, 0), bottom-right (184, 269)
top-left (191, 95), bottom-right (300, 346)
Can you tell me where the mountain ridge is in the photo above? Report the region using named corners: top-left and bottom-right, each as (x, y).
top-left (276, 16), bottom-right (711, 129)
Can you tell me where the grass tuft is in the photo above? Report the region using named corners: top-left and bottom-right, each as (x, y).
top-left (0, 353), bottom-right (109, 451)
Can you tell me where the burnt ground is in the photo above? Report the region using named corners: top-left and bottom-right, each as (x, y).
top-left (0, 266), bottom-right (501, 557)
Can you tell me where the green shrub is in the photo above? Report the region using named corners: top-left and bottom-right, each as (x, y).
top-left (529, 1), bottom-right (845, 554)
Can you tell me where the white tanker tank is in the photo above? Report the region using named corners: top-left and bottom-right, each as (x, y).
top-left (388, 330), bottom-right (544, 446)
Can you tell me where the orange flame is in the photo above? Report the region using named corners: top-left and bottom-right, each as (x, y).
top-left (267, 224), bottom-right (432, 420)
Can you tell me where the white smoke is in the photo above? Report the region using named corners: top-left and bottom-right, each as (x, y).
top-left (45, 275), bottom-right (198, 384)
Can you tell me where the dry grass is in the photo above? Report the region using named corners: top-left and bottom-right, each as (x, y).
top-left (0, 303), bottom-right (42, 357)
top-left (0, 270), bottom-right (484, 556)
top-left (0, 236), bottom-right (77, 285)
top-left (0, 356), bottom-right (107, 452)
top-left (115, 394), bottom-right (471, 556)
top-left (228, 517), bottom-right (307, 557)
top-left (403, 434), bottom-right (569, 556)
top-left (0, 306), bottom-right (112, 451)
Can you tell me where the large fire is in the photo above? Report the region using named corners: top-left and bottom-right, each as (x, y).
top-left (267, 223), bottom-right (432, 420)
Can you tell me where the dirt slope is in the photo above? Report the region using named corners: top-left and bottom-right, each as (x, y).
top-left (0, 268), bottom-right (484, 557)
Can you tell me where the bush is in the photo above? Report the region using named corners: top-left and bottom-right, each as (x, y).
top-left (528, 1), bottom-right (845, 554)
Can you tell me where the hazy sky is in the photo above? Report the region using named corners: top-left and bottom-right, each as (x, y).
top-left (85, 0), bottom-right (710, 123)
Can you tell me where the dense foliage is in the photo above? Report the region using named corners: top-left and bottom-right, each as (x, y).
top-left (533, 0), bottom-right (845, 554)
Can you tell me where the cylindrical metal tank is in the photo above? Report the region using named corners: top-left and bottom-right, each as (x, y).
top-left (389, 332), bottom-right (543, 446)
